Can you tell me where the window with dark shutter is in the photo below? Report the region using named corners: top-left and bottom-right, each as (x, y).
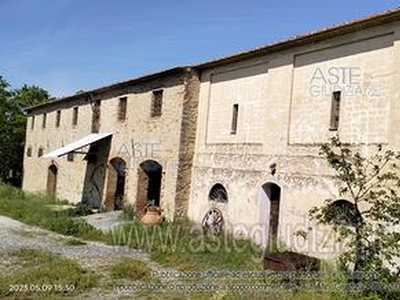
top-left (329, 91), bottom-right (341, 131)
top-left (151, 90), bottom-right (163, 117)
top-left (231, 104), bottom-right (239, 134)
top-left (42, 113), bottom-right (47, 129)
top-left (67, 152), bottom-right (74, 162)
top-left (72, 107), bottom-right (79, 126)
top-left (118, 97), bottom-right (127, 121)
top-left (91, 100), bottom-right (101, 133)
top-left (56, 110), bottom-right (61, 128)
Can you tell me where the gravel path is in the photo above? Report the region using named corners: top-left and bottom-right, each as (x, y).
top-left (0, 215), bottom-right (148, 260)
top-left (0, 214), bottom-right (161, 299)
top-left (82, 211), bottom-right (125, 232)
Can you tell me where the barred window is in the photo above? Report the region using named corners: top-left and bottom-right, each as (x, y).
top-left (209, 184), bottom-right (228, 203)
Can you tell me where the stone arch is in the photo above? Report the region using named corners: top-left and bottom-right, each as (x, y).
top-left (47, 164), bottom-right (58, 197)
top-left (325, 199), bottom-right (361, 226)
top-left (104, 157), bottom-right (126, 211)
top-left (136, 160), bottom-right (163, 215)
top-left (208, 183), bottom-right (228, 203)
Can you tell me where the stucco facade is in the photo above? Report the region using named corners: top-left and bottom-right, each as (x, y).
top-left (187, 18), bottom-right (400, 260)
top-left (22, 8), bottom-right (400, 260)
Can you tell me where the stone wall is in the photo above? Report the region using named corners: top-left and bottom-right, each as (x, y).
top-left (188, 21), bottom-right (400, 260)
top-left (22, 71), bottom-right (190, 220)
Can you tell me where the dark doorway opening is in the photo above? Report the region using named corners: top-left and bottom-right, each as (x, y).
top-left (136, 160), bottom-right (162, 215)
top-left (262, 182), bottom-right (281, 250)
top-left (105, 157), bottom-right (126, 210)
top-left (81, 137), bottom-right (111, 209)
top-left (47, 164), bottom-right (58, 197)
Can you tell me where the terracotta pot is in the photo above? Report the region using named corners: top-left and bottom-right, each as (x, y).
top-left (141, 211), bottom-right (162, 226)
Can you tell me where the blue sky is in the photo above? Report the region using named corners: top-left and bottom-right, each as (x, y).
top-left (1, 0), bottom-right (399, 97)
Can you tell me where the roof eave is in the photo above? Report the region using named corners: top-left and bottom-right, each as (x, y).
top-left (196, 8), bottom-right (400, 69)
top-left (25, 66), bottom-right (189, 114)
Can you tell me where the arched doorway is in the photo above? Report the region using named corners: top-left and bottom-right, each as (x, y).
top-left (104, 157), bottom-right (126, 210)
top-left (261, 182), bottom-right (281, 249)
top-left (136, 160), bottom-right (162, 215)
top-left (47, 164), bottom-right (58, 196)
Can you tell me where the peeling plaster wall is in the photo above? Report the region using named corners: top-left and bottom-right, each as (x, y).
top-left (189, 22), bottom-right (400, 260)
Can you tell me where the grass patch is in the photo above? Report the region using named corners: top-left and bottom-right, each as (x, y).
top-left (0, 183), bottom-right (107, 242)
top-left (0, 249), bottom-right (99, 298)
top-left (0, 184), bottom-right (368, 299)
top-left (110, 257), bottom-right (151, 281)
top-left (111, 215), bottom-right (264, 271)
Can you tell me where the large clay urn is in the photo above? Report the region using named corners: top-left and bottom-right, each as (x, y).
top-left (141, 210), bottom-right (162, 226)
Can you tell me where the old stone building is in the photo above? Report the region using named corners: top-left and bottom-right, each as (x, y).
top-left (187, 8), bottom-right (400, 259)
top-left (23, 8), bottom-right (400, 259)
top-left (23, 67), bottom-right (199, 220)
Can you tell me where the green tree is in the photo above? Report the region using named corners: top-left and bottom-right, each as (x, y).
top-left (310, 136), bottom-right (400, 297)
top-left (0, 76), bottom-right (51, 186)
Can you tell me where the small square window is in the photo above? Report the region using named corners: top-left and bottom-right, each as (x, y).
top-left (38, 148), bottom-right (44, 157)
top-left (151, 90), bottom-right (163, 117)
top-left (67, 152), bottom-right (74, 162)
top-left (27, 147), bottom-right (32, 157)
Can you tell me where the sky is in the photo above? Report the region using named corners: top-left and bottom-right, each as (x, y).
top-left (1, 0), bottom-right (400, 98)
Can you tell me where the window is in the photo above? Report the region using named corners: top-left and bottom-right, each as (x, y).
top-left (118, 97), bottom-right (127, 121)
top-left (209, 184), bottom-right (228, 203)
top-left (91, 100), bottom-right (101, 133)
top-left (72, 107), bottom-right (79, 126)
top-left (67, 152), bottom-right (74, 162)
top-left (31, 116), bottom-right (35, 130)
top-left (27, 147), bottom-right (32, 157)
top-left (231, 104), bottom-right (239, 134)
top-left (56, 110), bottom-right (61, 127)
top-left (151, 90), bottom-right (163, 117)
top-left (329, 91), bottom-right (341, 131)
top-left (38, 147), bottom-right (44, 157)
top-left (42, 113), bottom-right (47, 129)
top-left (325, 199), bottom-right (361, 226)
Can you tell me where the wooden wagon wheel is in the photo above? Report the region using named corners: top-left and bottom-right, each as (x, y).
top-left (202, 208), bottom-right (224, 236)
